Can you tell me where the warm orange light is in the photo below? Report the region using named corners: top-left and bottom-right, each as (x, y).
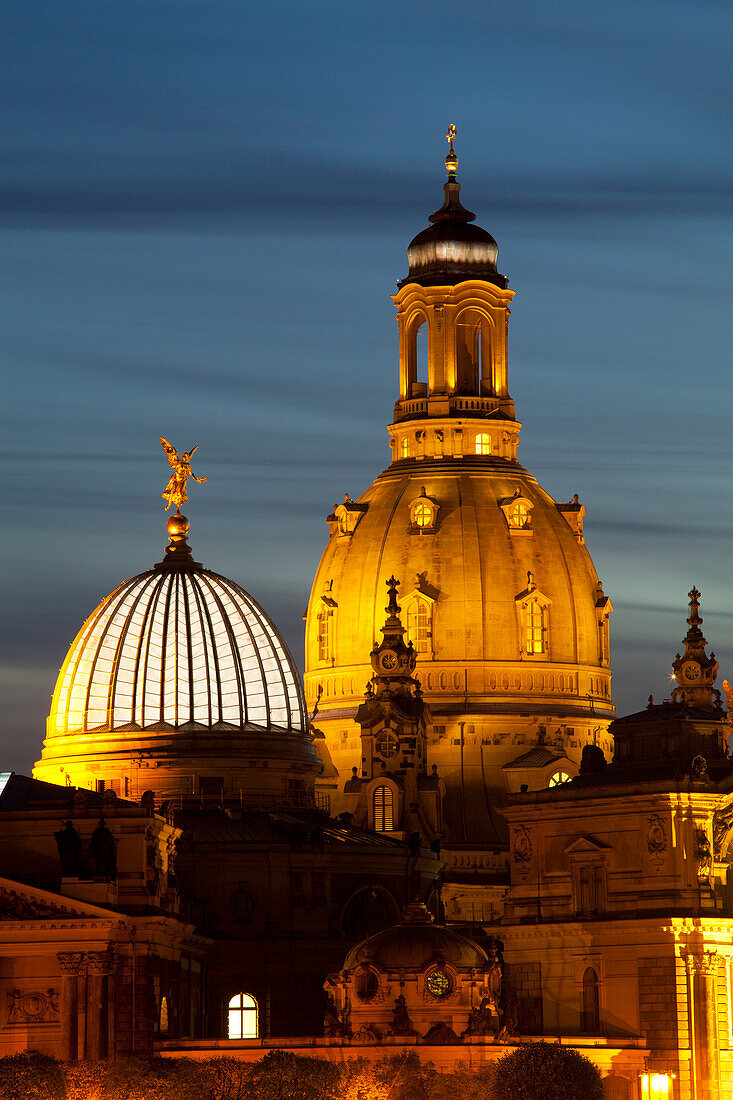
top-left (640, 1072), bottom-right (671, 1100)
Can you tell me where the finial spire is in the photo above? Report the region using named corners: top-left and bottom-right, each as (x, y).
top-left (671, 586), bottom-right (720, 709)
top-left (445, 123), bottom-right (458, 178)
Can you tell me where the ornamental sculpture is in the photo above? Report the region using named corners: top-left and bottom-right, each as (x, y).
top-left (159, 437), bottom-right (207, 512)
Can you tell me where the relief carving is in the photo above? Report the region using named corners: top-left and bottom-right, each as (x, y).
top-left (695, 828), bottom-right (712, 879)
top-left (646, 815), bottom-right (667, 867)
top-left (7, 988), bottom-right (59, 1025)
top-left (512, 826), bottom-right (533, 879)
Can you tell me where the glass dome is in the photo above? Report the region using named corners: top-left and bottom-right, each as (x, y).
top-left (50, 543), bottom-right (306, 737)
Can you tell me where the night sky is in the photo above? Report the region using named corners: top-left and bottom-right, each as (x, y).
top-left (3, 1), bottom-right (732, 771)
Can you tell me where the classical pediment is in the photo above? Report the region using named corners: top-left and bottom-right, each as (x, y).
top-left (0, 877), bottom-right (116, 922)
top-left (563, 834), bottom-right (612, 855)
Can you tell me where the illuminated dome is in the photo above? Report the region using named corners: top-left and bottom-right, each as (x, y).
top-left (304, 146), bottom-right (615, 846)
top-left (36, 514), bottom-right (319, 804)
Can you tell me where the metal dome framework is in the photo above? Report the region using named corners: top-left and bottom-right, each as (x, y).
top-left (51, 568), bottom-right (306, 736)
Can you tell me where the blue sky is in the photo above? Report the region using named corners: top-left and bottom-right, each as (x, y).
top-left (3, 0), bottom-right (732, 770)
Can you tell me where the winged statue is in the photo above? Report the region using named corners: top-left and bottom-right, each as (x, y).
top-left (159, 437), bottom-right (207, 512)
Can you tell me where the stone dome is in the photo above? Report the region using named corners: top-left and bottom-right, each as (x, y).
top-left (304, 156), bottom-right (615, 844)
top-left (343, 901), bottom-right (488, 971)
top-left (36, 515), bottom-right (319, 803)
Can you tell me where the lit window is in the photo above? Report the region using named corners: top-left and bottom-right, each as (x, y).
top-left (317, 608), bottom-right (333, 663)
top-left (508, 501), bottom-right (530, 529)
top-left (159, 995), bottom-right (169, 1033)
top-left (525, 601), bottom-right (546, 654)
top-left (400, 437), bottom-right (410, 459)
top-left (407, 598), bottom-right (431, 654)
top-left (548, 771), bottom-right (571, 787)
top-left (228, 992), bottom-right (258, 1039)
top-left (580, 967), bottom-right (600, 1032)
top-left (475, 433), bottom-right (491, 455)
top-left (373, 785), bottom-right (394, 831)
top-left (413, 502), bottom-right (432, 527)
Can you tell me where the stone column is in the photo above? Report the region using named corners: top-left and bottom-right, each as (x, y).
top-left (86, 950), bottom-right (114, 1060)
top-left (57, 953), bottom-right (84, 1062)
top-left (687, 951), bottom-right (720, 1100)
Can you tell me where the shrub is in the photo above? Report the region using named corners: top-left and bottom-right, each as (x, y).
top-left (65, 1056), bottom-right (208, 1100)
top-left (245, 1049), bottom-right (341, 1100)
top-left (493, 1042), bottom-right (604, 1100)
top-left (0, 1051), bottom-right (66, 1100)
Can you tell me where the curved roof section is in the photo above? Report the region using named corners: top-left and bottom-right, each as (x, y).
top-left (344, 901), bottom-right (488, 970)
top-left (400, 178), bottom-right (506, 289)
top-left (49, 566), bottom-right (306, 737)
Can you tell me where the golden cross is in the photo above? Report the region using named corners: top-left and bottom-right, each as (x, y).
top-left (446, 123), bottom-right (457, 152)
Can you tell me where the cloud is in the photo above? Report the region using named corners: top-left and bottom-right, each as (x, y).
top-left (2, 151), bottom-right (731, 228)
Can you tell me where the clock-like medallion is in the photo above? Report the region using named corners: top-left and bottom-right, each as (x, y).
top-left (375, 731), bottom-right (399, 759)
top-left (683, 663), bottom-right (700, 682)
top-left (379, 651), bottom-right (398, 672)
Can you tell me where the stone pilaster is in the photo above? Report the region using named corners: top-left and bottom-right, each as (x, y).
top-left (687, 951), bottom-right (720, 1100)
top-left (86, 950), bottom-right (114, 1060)
top-left (57, 952), bottom-right (85, 1062)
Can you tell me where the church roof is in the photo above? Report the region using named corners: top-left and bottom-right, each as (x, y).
top-left (173, 808), bottom-right (407, 848)
top-left (503, 746), bottom-right (563, 770)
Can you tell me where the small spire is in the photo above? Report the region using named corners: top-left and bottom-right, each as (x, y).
top-left (385, 575), bottom-right (401, 621)
top-left (445, 123), bottom-right (458, 178)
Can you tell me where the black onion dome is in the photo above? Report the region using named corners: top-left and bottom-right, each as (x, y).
top-left (400, 177), bottom-right (506, 289)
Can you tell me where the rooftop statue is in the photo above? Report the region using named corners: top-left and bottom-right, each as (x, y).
top-left (159, 436), bottom-right (207, 512)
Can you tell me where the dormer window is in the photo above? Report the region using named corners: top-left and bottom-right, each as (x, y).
top-left (475, 433), bottom-right (492, 455)
top-left (548, 770), bottom-right (571, 787)
top-left (500, 491), bottom-right (533, 534)
top-left (409, 490), bottom-right (439, 533)
top-left (509, 500), bottom-right (530, 528)
top-left (525, 601), bottom-right (546, 654)
top-left (413, 502), bottom-right (432, 527)
top-left (317, 605), bottom-right (335, 663)
top-left (516, 572), bottom-right (551, 659)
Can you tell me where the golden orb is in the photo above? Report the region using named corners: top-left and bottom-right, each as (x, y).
top-left (166, 512), bottom-right (190, 540)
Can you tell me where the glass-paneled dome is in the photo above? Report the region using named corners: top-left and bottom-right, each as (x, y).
top-left (36, 514), bottom-right (318, 803)
top-left (51, 568), bottom-right (305, 735)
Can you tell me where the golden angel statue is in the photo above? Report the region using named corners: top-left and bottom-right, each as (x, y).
top-left (159, 437), bottom-right (207, 512)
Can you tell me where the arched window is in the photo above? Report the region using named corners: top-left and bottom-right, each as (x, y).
top-left (317, 608), bottom-right (333, 663)
top-left (355, 968), bottom-right (380, 1003)
top-left (475, 433), bottom-right (492, 455)
top-left (405, 316), bottom-right (429, 399)
top-left (455, 309), bottom-right (491, 395)
top-left (581, 968), bottom-right (600, 1033)
top-left (548, 770), bottom-right (571, 787)
top-left (341, 886), bottom-right (396, 939)
top-left (228, 992), bottom-right (258, 1039)
top-left (400, 437), bottom-right (410, 459)
top-left (407, 597), bottom-right (431, 654)
top-left (373, 785), bottom-right (395, 831)
top-left (525, 601), bottom-right (546, 654)
top-left (508, 500), bottom-right (530, 528)
top-left (159, 995), bottom-right (169, 1033)
top-left (412, 501), bottom-right (432, 526)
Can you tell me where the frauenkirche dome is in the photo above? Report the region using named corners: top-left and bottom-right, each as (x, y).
top-left (304, 132), bottom-right (615, 848)
top-left (35, 512), bottom-right (319, 805)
